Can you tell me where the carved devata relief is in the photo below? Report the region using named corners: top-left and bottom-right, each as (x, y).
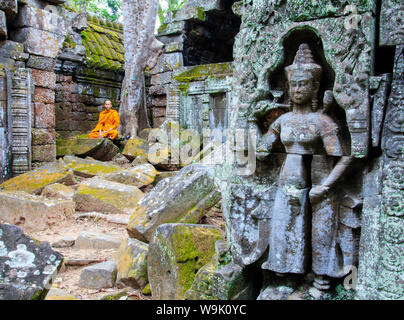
top-left (227, 26), bottom-right (367, 298)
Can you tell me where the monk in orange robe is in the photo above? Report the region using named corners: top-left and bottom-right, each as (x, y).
top-left (88, 100), bottom-right (120, 140)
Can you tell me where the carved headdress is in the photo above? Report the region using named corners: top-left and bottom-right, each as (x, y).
top-left (285, 43), bottom-right (322, 82)
top-left (285, 43), bottom-right (323, 110)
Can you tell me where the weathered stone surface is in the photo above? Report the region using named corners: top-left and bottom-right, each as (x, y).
top-left (0, 10), bottom-right (6, 40)
top-left (111, 153), bottom-right (130, 166)
top-left (79, 260), bottom-right (117, 289)
top-left (0, 223), bottom-right (64, 300)
top-left (149, 52), bottom-right (183, 75)
top-left (31, 69), bottom-right (57, 90)
top-left (151, 71), bottom-right (173, 86)
top-left (51, 236), bottom-right (75, 248)
top-left (44, 286), bottom-right (78, 300)
top-left (42, 183), bottom-right (74, 200)
top-left (57, 136), bottom-right (119, 161)
top-left (0, 161), bottom-right (75, 194)
top-left (34, 88), bottom-right (55, 104)
top-left (12, 5), bottom-right (66, 35)
top-left (380, 0), bottom-right (404, 46)
top-left (112, 238), bottom-right (149, 289)
top-left (356, 46), bottom-right (404, 300)
top-left (31, 128), bottom-right (56, 146)
top-left (34, 102), bottom-right (55, 129)
top-left (185, 261), bottom-right (218, 300)
top-left (146, 121), bottom-right (202, 168)
top-left (151, 170), bottom-right (178, 186)
top-left (127, 164), bottom-right (220, 242)
top-left (147, 223), bottom-right (223, 300)
top-left (0, 191), bottom-right (75, 232)
top-left (74, 176), bottom-right (144, 215)
top-left (0, 41), bottom-right (27, 61)
top-left (0, 0), bottom-right (17, 20)
top-left (121, 137), bottom-right (150, 161)
top-left (11, 27), bottom-right (61, 58)
top-left (26, 55), bottom-right (56, 71)
top-left (62, 155), bottom-right (120, 178)
top-left (164, 41), bottom-right (183, 53)
top-left (74, 231), bottom-right (123, 250)
top-left (185, 239), bottom-right (253, 300)
top-left (104, 163), bottom-right (158, 188)
top-left (147, 142), bottom-right (177, 170)
top-left (32, 144), bottom-right (56, 162)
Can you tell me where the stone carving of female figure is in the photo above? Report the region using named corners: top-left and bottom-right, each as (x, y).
top-left (256, 44), bottom-right (354, 289)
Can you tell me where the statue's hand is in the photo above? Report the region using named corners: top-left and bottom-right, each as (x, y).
top-left (309, 185), bottom-right (330, 205)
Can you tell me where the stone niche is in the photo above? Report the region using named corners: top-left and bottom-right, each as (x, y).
top-left (218, 0), bottom-right (403, 300)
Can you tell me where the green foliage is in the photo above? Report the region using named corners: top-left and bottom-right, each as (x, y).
top-left (158, 0), bottom-right (186, 24)
top-left (67, 0), bottom-right (122, 22)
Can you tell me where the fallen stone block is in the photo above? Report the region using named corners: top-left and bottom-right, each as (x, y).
top-left (121, 137), bottom-right (150, 161)
top-left (63, 155), bottom-right (121, 178)
top-left (151, 170), bottom-right (178, 186)
top-left (112, 238), bottom-right (149, 289)
top-left (0, 191), bottom-right (75, 232)
top-left (0, 223), bottom-right (64, 300)
top-left (147, 223), bottom-right (223, 300)
top-left (79, 260), bottom-right (117, 289)
top-left (127, 164), bottom-right (220, 242)
top-left (0, 161), bottom-right (75, 194)
top-left (74, 231), bottom-right (123, 250)
top-left (42, 183), bottom-right (75, 200)
top-left (44, 287), bottom-right (78, 300)
top-left (104, 163), bottom-right (159, 188)
top-left (74, 176), bottom-right (144, 215)
top-left (57, 136), bottom-right (119, 161)
top-left (51, 236), bottom-right (75, 248)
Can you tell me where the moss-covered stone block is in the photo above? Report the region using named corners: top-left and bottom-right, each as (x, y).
top-left (57, 136), bottom-right (119, 161)
top-left (104, 163), bottom-right (159, 188)
top-left (127, 164), bottom-right (220, 242)
top-left (112, 238), bottom-right (149, 289)
top-left (63, 155), bottom-right (121, 177)
top-left (122, 137), bottom-right (150, 161)
top-left (147, 223), bottom-right (223, 300)
top-left (42, 183), bottom-right (75, 200)
top-left (73, 176), bottom-right (144, 215)
top-left (0, 161), bottom-right (75, 194)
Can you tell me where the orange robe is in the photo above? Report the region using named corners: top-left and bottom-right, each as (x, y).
top-left (88, 109), bottom-right (120, 140)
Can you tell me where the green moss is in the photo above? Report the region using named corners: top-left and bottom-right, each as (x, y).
top-left (31, 290), bottom-right (44, 300)
top-left (0, 168), bottom-right (71, 194)
top-left (63, 34), bottom-right (77, 49)
top-left (142, 283), bottom-right (151, 295)
top-left (170, 226), bottom-right (222, 294)
top-left (174, 63), bottom-right (232, 83)
top-left (196, 7), bottom-right (206, 21)
top-left (158, 23), bottom-right (168, 33)
top-left (77, 186), bottom-right (140, 210)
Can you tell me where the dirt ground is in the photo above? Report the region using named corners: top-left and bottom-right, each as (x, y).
top-left (2, 195), bottom-right (226, 300)
top-left (28, 213), bottom-right (149, 300)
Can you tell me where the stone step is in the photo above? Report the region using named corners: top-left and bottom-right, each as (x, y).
top-left (74, 231), bottom-right (124, 250)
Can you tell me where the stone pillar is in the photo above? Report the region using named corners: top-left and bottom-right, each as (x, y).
top-left (7, 68), bottom-right (32, 175)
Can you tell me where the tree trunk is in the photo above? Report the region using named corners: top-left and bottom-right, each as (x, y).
top-left (119, 0), bottom-right (162, 138)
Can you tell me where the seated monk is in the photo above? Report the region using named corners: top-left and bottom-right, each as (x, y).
top-left (88, 100), bottom-right (120, 140)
